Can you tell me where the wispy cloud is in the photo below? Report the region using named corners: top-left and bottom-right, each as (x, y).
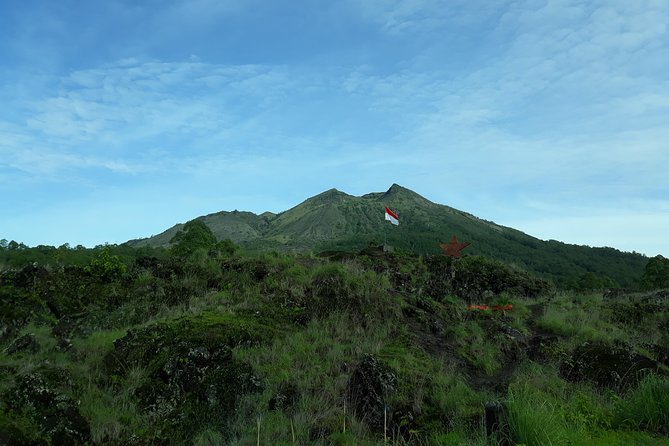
top-left (0, 0), bottom-right (667, 254)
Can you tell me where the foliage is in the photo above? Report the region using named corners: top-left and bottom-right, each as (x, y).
top-left (0, 240), bottom-right (667, 445)
top-left (574, 272), bottom-right (618, 291)
top-left (614, 374), bottom-right (669, 434)
top-left (506, 384), bottom-right (569, 446)
top-left (640, 255), bottom-right (669, 290)
top-left (170, 219), bottom-right (219, 257)
top-left (85, 246), bottom-right (127, 282)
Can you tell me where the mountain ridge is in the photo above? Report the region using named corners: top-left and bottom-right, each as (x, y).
top-left (126, 185), bottom-right (647, 287)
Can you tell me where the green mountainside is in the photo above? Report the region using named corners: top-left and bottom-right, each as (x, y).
top-left (127, 184), bottom-right (647, 287)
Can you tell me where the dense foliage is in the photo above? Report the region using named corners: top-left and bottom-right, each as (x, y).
top-left (0, 233), bottom-right (667, 445)
top-left (642, 255), bottom-right (669, 290)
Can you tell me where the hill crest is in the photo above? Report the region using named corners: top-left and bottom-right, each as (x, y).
top-left (126, 184), bottom-right (647, 287)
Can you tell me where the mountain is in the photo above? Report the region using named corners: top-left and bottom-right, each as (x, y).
top-left (127, 184), bottom-right (648, 287)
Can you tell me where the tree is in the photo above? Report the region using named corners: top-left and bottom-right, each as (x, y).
top-left (574, 272), bottom-right (617, 291)
top-left (8, 240), bottom-right (22, 250)
top-left (641, 255), bottom-right (669, 290)
top-left (170, 220), bottom-right (218, 257)
top-left (86, 246), bottom-right (127, 282)
top-left (215, 239), bottom-right (239, 256)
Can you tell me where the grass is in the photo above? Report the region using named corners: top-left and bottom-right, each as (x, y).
top-left (537, 293), bottom-right (627, 345)
top-left (614, 374), bottom-right (669, 434)
top-left (502, 364), bottom-right (669, 446)
top-left (505, 383), bottom-right (569, 446)
top-left (234, 316), bottom-right (381, 442)
top-left (72, 328), bottom-right (127, 367)
top-left (78, 382), bottom-right (141, 444)
top-left (1, 246), bottom-right (668, 445)
top-left (193, 428), bottom-right (226, 446)
top-left (450, 320), bottom-right (502, 376)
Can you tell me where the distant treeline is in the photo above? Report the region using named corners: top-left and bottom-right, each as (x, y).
top-left (1, 227), bottom-right (666, 292)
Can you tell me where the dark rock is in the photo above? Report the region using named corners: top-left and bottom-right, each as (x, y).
top-left (2, 372), bottom-right (90, 445)
top-left (268, 382), bottom-right (299, 413)
top-left (484, 401), bottom-right (509, 445)
top-left (4, 333), bottom-right (39, 355)
top-left (560, 342), bottom-right (665, 389)
top-left (56, 337), bottom-right (73, 352)
top-left (0, 324), bottom-right (15, 343)
top-left (11, 264), bottom-right (50, 289)
top-left (527, 333), bottom-right (560, 363)
top-left (347, 354), bottom-right (396, 432)
top-left (104, 312), bottom-right (268, 442)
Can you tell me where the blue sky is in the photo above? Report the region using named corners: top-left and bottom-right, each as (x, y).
top-left (1, 0), bottom-right (668, 256)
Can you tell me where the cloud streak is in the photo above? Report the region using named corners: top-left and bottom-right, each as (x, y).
top-left (0, 0), bottom-right (667, 255)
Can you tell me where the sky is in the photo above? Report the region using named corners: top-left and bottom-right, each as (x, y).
top-left (1, 0), bottom-right (668, 257)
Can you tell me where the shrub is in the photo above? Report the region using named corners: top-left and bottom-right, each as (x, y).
top-left (86, 246), bottom-right (127, 283)
top-left (170, 219), bottom-right (218, 257)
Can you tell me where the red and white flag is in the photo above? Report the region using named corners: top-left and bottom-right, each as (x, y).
top-left (384, 207), bottom-right (399, 225)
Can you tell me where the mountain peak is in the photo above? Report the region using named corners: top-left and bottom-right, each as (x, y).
top-left (383, 183), bottom-right (420, 198)
top-left (318, 188), bottom-right (347, 197)
top-left (386, 183), bottom-right (409, 193)
top-left (380, 184), bottom-right (437, 208)
top-left (303, 188), bottom-right (351, 205)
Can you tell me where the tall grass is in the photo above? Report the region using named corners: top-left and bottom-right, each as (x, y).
top-left (537, 295), bottom-right (625, 345)
top-left (505, 384), bottom-right (568, 446)
top-left (450, 321), bottom-right (502, 375)
top-left (230, 311), bottom-right (391, 444)
top-left (614, 373), bottom-right (669, 434)
top-left (193, 428), bottom-right (225, 446)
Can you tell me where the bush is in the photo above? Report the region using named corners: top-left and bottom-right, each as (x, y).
top-left (170, 219), bottom-right (218, 257)
top-left (85, 246), bottom-right (127, 283)
top-left (427, 255), bottom-right (552, 301)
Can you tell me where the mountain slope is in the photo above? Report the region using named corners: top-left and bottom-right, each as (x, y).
top-left (126, 184), bottom-right (648, 286)
top-left (128, 210), bottom-right (273, 249)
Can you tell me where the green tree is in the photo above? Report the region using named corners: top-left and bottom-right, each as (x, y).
top-left (214, 238), bottom-right (238, 256)
top-left (574, 272), bottom-right (617, 291)
top-left (170, 219), bottom-right (218, 257)
top-left (86, 246), bottom-right (127, 282)
top-left (7, 240), bottom-right (23, 250)
top-left (640, 255), bottom-right (669, 290)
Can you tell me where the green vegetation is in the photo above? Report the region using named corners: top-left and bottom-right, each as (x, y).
top-left (614, 374), bottom-right (669, 434)
top-left (642, 255), bottom-right (669, 290)
top-left (125, 184), bottom-right (649, 289)
top-left (0, 228), bottom-right (667, 445)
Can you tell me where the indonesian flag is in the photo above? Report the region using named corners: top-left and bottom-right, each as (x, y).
top-left (384, 207), bottom-right (399, 225)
